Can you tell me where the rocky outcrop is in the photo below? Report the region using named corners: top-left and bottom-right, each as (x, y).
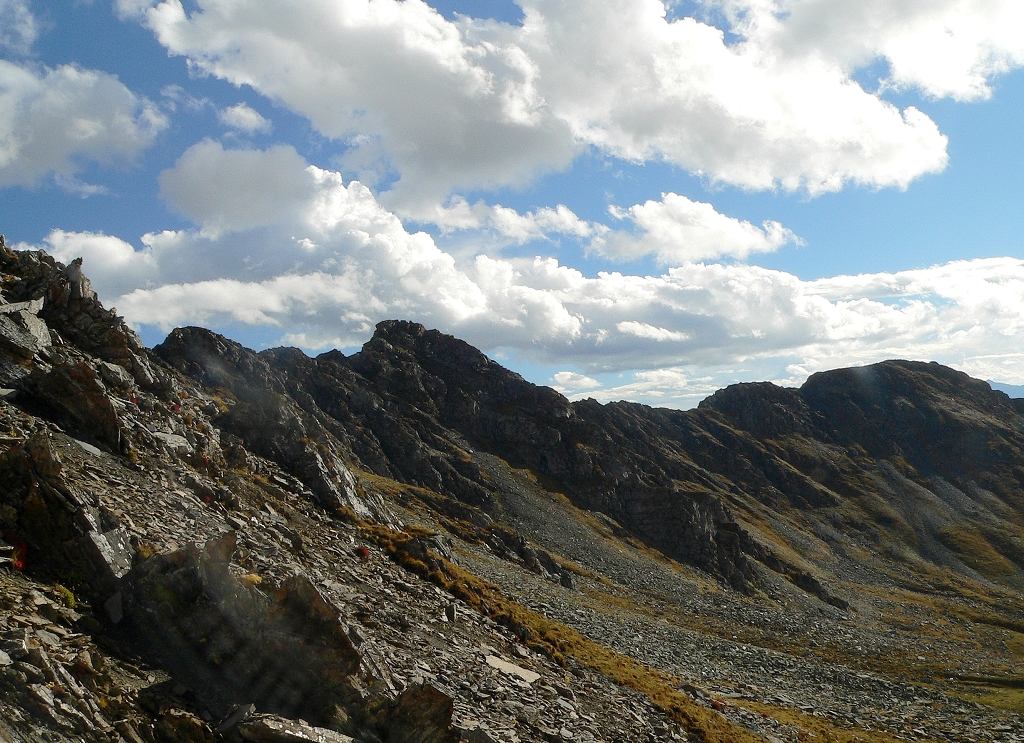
top-left (0, 296), bottom-right (51, 360)
top-left (313, 322), bottom-right (774, 591)
top-left (0, 431), bottom-right (133, 601)
top-left (154, 327), bottom-right (391, 522)
top-left (20, 357), bottom-right (127, 453)
top-left (0, 241), bottom-right (160, 389)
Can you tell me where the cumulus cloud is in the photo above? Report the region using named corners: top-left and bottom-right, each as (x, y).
top-left (119, 0), bottom-right (984, 213)
top-left (552, 371), bottom-right (602, 394)
top-left (592, 193), bottom-right (799, 263)
top-left (715, 0), bottom-right (1024, 101)
top-left (21, 144), bottom-right (1024, 407)
top-left (159, 140), bottom-right (316, 236)
top-left (133, 0), bottom-right (577, 213)
top-left (0, 0), bottom-right (37, 55)
top-left (0, 60), bottom-right (166, 190)
top-left (422, 198), bottom-right (594, 245)
top-left (218, 102), bottom-right (272, 133)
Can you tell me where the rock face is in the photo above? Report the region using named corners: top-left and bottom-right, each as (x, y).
top-left (154, 327), bottom-right (390, 522)
top-left (153, 320), bottom-right (765, 589)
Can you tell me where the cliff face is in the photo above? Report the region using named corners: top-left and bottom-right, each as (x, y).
top-left (2, 245), bottom-right (1024, 742)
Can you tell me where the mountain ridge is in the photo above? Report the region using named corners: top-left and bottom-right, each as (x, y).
top-left (2, 243), bottom-right (1023, 742)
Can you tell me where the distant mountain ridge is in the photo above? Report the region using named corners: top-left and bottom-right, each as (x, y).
top-left (991, 380), bottom-right (1024, 398)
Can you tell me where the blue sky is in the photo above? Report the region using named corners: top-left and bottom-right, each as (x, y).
top-left (3, 0), bottom-right (1024, 406)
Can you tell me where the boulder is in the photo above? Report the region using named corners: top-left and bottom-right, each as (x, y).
top-left (20, 359), bottom-right (125, 452)
top-left (383, 683), bottom-right (458, 743)
top-left (0, 432), bottom-right (135, 607)
top-left (0, 297), bottom-right (45, 315)
top-left (121, 533), bottom-right (365, 726)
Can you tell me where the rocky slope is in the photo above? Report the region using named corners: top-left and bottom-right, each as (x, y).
top-left (2, 241), bottom-right (1024, 742)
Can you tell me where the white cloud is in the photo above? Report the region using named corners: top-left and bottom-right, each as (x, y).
top-left (0, 60), bottom-right (167, 190)
top-left (159, 140), bottom-right (316, 236)
top-left (568, 367), bottom-right (718, 406)
top-left (0, 0), bottom-right (37, 55)
top-left (552, 371), bottom-right (602, 393)
top-left (593, 192), bottom-right (799, 263)
top-left (616, 321), bottom-right (691, 343)
top-left (422, 197), bottom-right (593, 245)
top-left (21, 144), bottom-right (1024, 407)
top-left (134, 0), bottom-right (577, 213)
top-left (218, 102), bottom-right (272, 133)
top-left (160, 84), bottom-right (211, 112)
top-left (716, 0), bottom-right (1024, 101)
top-left (121, 0), bottom-right (974, 212)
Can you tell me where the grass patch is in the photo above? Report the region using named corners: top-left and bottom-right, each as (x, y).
top-left (737, 701), bottom-right (943, 743)
top-left (962, 684), bottom-right (1024, 713)
top-left (1007, 631), bottom-right (1024, 660)
top-left (938, 525), bottom-right (1017, 579)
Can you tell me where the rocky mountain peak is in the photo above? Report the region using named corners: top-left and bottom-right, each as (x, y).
top-left (699, 381), bottom-right (815, 438)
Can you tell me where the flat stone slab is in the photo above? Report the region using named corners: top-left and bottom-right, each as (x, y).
top-left (485, 655), bottom-right (540, 684)
top-left (0, 297), bottom-right (44, 315)
top-left (73, 438), bottom-right (104, 457)
top-left (238, 715), bottom-right (356, 742)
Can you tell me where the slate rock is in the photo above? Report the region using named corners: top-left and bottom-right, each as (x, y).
top-left (237, 714), bottom-right (356, 743)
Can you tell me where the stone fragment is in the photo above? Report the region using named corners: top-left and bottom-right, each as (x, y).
top-left (485, 656), bottom-right (540, 685)
top-left (0, 311), bottom-right (51, 359)
top-left (0, 297), bottom-right (44, 315)
top-left (237, 715), bottom-right (355, 743)
top-left (215, 703), bottom-right (256, 733)
top-left (153, 432), bottom-right (194, 453)
top-left (72, 438), bottom-right (104, 457)
top-left (83, 527), bottom-right (134, 591)
top-left (95, 360), bottom-right (135, 390)
top-left (154, 708), bottom-right (215, 742)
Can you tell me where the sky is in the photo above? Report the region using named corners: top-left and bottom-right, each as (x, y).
top-left (3, 0), bottom-right (1024, 408)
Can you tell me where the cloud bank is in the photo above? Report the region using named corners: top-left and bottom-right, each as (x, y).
top-left (114, 0), bottom-right (1008, 216)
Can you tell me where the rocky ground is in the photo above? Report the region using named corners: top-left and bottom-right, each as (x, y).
top-left (1, 240), bottom-right (1024, 742)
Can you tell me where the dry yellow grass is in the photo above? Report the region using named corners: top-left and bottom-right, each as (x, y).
top-left (737, 701), bottom-right (944, 743)
top-left (938, 525), bottom-right (1017, 579)
top-left (963, 684), bottom-right (1024, 713)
